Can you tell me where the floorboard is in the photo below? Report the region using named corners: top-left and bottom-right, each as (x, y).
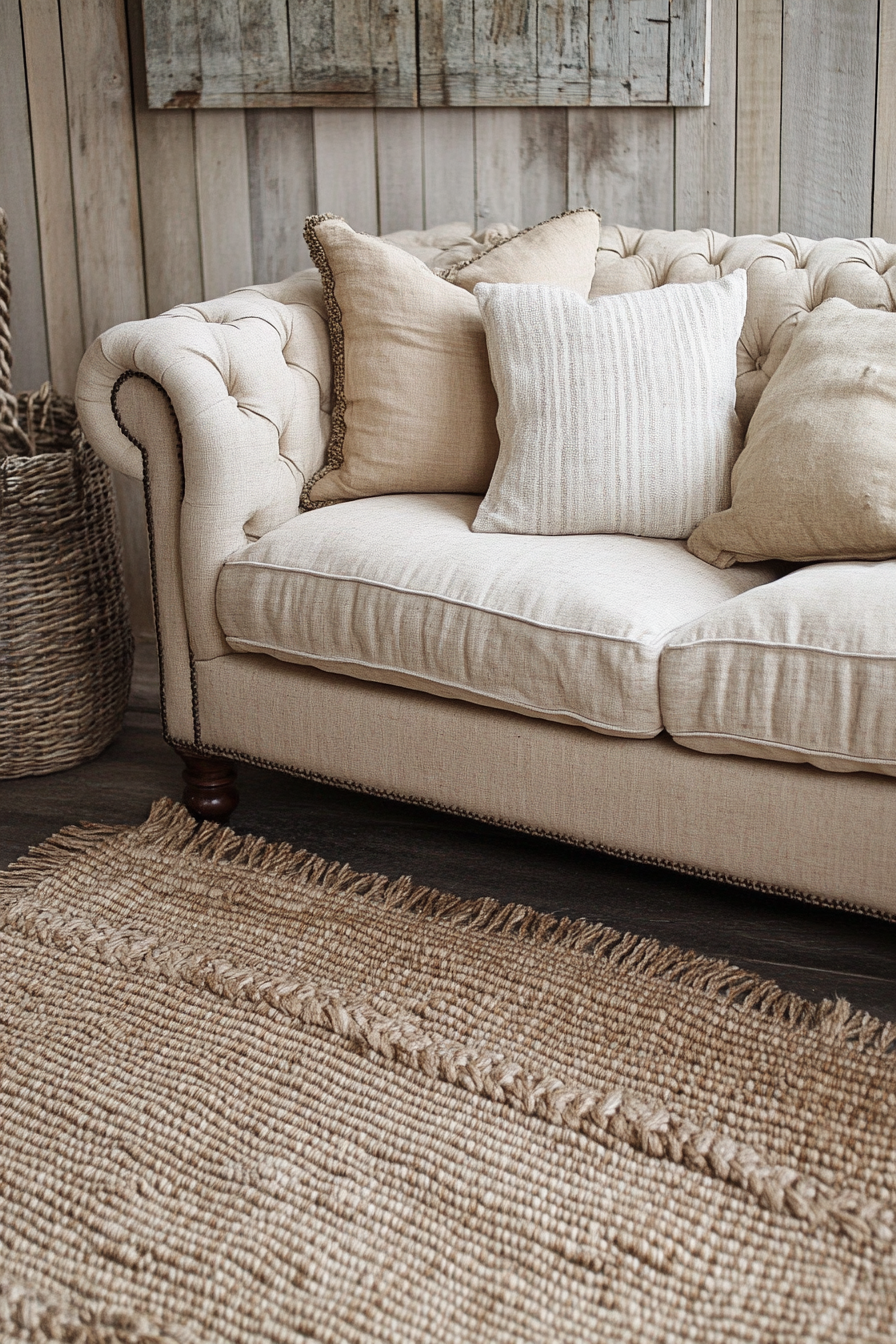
top-left (1, 705), bottom-right (894, 1021)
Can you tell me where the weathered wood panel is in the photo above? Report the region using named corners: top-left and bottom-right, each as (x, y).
top-left (142, 0), bottom-right (200, 108)
top-left (145, 0), bottom-right (710, 108)
top-left (780, 0), bottom-right (877, 238)
top-left (21, 0), bottom-right (80, 394)
top-left (419, 0), bottom-right (471, 104)
top-left (60, 0), bottom-right (147, 341)
top-left (288, 0), bottom-right (375, 99)
top-left (472, 0), bottom-right (540, 105)
top-left (474, 108), bottom-right (567, 229)
top-left (674, 0), bottom-right (736, 231)
top-left (59, 0), bottom-right (153, 640)
top-left (587, 0), bottom-right (629, 105)
top-left (538, 0), bottom-right (589, 105)
top-left (246, 109), bottom-right (316, 277)
top-left (421, 108), bottom-right (476, 225)
top-left (196, 0), bottom-right (245, 98)
top-left (144, 0), bottom-right (418, 107)
top-left (421, 0), bottom-right (712, 107)
top-left (194, 110), bottom-right (255, 297)
top-left (567, 106), bottom-right (674, 228)
top-left (668, 0), bottom-right (711, 106)
top-left (126, 0), bottom-right (204, 317)
top-left (313, 109), bottom-right (380, 232)
top-left (734, 0), bottom-right (782, 236)
top-left (873, 0), bottom-right (896, 240)
top-left (466, 0), bottom-right (710, 107)
top-left (630, 0), bottom-right (673, 104)
top-left (376, 111), bottom-right (425, 232)
top-left (0, 0), bottom-right (50, 391)
top-left (240, 0), bottom-right (292, 95)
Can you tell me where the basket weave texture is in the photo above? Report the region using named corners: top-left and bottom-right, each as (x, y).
top-left (0, 207), bottom-right (133, 778)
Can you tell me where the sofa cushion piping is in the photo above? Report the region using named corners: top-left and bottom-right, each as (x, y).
top-left (667, 636), bottom-right (896, 661)
top-left (672, 729), bottom-right (896, 769)
top-left (222, 559), bottom-right (683, 647)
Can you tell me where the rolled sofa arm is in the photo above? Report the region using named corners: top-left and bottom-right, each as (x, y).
top-left (76, 272), bottom-right (331, 744)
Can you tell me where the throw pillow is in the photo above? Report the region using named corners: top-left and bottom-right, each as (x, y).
top-left (301, 210), bottom-right (601, 508)
top-left (471, 272), bottom-right (747, 538)
top-left (687, 299), bottom-right (896, 566)
top-left (438, 219), bottom-right (594, 292)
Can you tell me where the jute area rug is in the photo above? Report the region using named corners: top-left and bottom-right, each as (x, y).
top-left (0, 800), bottom-right (893, 1344)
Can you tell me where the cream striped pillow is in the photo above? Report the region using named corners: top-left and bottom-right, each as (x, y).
top-left (472, 273), bottom-right (747, 538)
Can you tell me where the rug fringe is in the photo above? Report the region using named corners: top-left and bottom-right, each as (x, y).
top-left (4, 798), bottom-right (893, 1058)
top-left (124, 797), bottom-right (896, 1059)
top-left (0, 820), bottom-right (132, 897)
top-left (0, 884), bottom-right (888, 1249)
top-left (3, 799), bottom-right (893, 1246)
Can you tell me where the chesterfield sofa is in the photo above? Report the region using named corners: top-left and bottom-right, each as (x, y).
top-left (76, 223), bottom-right (896, 920)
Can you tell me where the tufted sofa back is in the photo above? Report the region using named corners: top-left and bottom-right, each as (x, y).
top-left (591, 226), bottom-right (896, 427)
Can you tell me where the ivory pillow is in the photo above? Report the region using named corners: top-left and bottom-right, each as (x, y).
top-left (301, 210), bottom-right (601, 508)
top-left (688, 299), bottom-right (896, 566)
top-left (472, 272), bottom-right (747, 538)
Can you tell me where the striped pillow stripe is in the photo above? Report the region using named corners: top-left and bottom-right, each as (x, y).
top-left (472, 273), bottom-right (747, 539)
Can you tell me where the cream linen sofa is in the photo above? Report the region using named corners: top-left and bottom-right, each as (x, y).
top-left (76, 224), bottom-right (896, 920)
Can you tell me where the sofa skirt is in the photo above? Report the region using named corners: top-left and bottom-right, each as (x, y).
top-left (193, 653), bottom-right (896, 920)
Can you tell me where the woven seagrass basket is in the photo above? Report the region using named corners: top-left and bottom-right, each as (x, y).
top-left (0, 208), bottom-right (133, 778)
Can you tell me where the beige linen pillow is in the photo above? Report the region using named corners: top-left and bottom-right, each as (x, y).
top-left (439, 213), bottom-right (600, 292)
top-left (688, 299), bottom-right (896, 566)
top-left (472, 272), bottom-right (747, 538)
top-left (301, 210), bottom-right (601, 507)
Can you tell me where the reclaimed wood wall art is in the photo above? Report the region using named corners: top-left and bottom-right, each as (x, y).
top-left (143, 0), bottom-right (711, 109)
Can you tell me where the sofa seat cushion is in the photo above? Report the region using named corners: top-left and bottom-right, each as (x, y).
top-left (660, 560), bottom-right (896, 776)
top-left (216, 494), bottom-right (778, 737)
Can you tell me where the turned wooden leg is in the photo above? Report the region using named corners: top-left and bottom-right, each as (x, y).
top-left (178, 750), bottom-right (239, 823)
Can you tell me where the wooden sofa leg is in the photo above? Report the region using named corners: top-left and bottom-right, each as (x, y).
top-left (178, 750), bottom-right (239, 824)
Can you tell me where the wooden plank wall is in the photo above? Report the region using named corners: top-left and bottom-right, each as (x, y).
top-left (1, 0), bottom-right (893, 639)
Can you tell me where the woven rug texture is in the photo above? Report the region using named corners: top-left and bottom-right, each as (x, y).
top-left (0, 798), bottom-right (893, 1343)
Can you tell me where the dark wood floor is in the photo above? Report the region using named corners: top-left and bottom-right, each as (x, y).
top-left (2, 648), bottom-right (895, 1020)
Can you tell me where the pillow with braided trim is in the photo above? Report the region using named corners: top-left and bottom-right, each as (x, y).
top-left (301, 210), bottom-right (601, 508)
